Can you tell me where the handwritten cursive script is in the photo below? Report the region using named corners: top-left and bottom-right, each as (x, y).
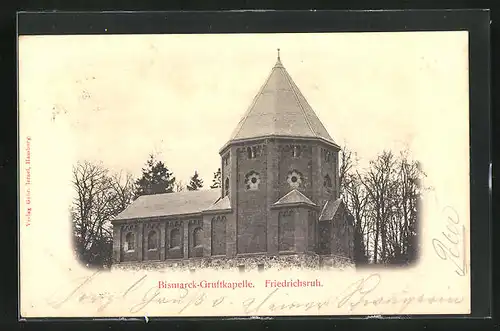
top-left (46, 270), bottom-right (150, 312)
top-left (337, 273), bottom-right (381, 310)
top-left (44, 271), bottom-right (464, 315)
top-left (432, 206), bottom-right (467, 276)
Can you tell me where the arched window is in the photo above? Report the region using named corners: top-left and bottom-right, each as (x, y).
top-left (211, 216), bottom-right (226, 256)
top-left (125, 232), bottom-right (135, 251)
top-left (324, 150), bottom-right (331, 162)
top-left (170, 228), bottom-right (181, 248)
top-left (224, 177), bottom-right (230, 196)
top-left (279, 209), bottom-right (294, 251)
top-left (292, 145), bottom-right (301, 158)
top-left (147, 230), bottom-right (158, 250)
top-left (193, 227), bottom-right (203, 247)
top-left (247, 146), bottom-right (257, 159)
top-left (318, 222), bottom-right (331, 254)
top-left (324, 174), bottom-right (332, 188)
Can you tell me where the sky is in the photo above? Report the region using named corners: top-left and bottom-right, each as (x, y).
top-left (19, 32), bottom-right (469, 190)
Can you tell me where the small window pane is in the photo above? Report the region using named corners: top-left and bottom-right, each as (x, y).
top-left (148, 230), bottom-right (158, 250)
top-left (170, 228), bottom-right (181, 248)
top-left (125, 232), bottom-right (135, 251)
top-left (193, 227), bottom-right (203, 247)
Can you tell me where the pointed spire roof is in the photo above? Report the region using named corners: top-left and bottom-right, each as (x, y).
top-left (224, 50), bottom-right (336, 150)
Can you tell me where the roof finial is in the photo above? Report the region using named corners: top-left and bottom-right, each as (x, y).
top-left (277, 48), bottom-right (281, 61)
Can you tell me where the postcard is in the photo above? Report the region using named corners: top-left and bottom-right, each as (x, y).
top-left (18, 31), bottom-right (470, 317)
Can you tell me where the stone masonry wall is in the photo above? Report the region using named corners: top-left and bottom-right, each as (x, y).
top-left (236, 143), bottom-right (268, 254)
top-left (112, 253), bottom-right (354, 272)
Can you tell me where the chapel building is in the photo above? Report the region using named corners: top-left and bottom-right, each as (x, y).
top-left (111, 52), bottom-right (355, 270)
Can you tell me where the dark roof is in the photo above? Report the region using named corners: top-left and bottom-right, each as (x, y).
top-left (225, 57), bottom-right (336, 148)
top-left (273, 189), bottom-right (316, 207)
top-left (114, 189), bottom-right (221, 221)
top-left (319, 199), bottom-right (342, 221)
top-left (319, 199), bottom-right (355, 226)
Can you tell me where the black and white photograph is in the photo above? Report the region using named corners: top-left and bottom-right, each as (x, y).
top-left (19, 30), bottom-right (471, 317)
top-left (72, 47), bottom-right (424, 271)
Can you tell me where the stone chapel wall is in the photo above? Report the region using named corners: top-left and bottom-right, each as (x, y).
top-left (236, 143), bottom-right (268, 254)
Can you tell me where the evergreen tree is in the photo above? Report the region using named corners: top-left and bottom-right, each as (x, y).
top-left (210, 168), bottom-right (222, 188)
top-left (134, 154), bottom-right (175, 198)
top-left (187, 171), bottom-right (204, 191)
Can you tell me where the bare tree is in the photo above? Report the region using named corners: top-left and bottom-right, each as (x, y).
top-left (71, 161), bottom-right (134, 268)
top-left (387, 150), bottom-right (425, 264)
top-left (339, 144), bottom-right (356, 201)
top-left (345, 172), bottom-right (370, 263)
top-left (339, 144), bottom-right (425, 266)
top-left (111, 170), bottom-right (136, 211)
top-left (339, 145), bottom-right (369, 265)
top-left (358, 151), bottom-right (398, 264)
top-left (174, 180), bottom-right (185, 192)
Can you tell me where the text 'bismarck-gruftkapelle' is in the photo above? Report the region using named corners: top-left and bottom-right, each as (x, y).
top-left (158, 278), bottom-right (323, 290)
top-left (159, 280), bottom-right (255, 290)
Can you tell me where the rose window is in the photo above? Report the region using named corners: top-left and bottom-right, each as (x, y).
top-left (287, 170), bottom-right (303, 189)
top-left (245, 171), bottom-right (261, 190)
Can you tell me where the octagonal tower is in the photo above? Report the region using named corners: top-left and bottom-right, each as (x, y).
top-left (218, 51), bottom-right (352, 259)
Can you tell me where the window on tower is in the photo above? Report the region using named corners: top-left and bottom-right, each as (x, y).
top-left (324, 150), bottom-right (331, 162)
top-left (246, 146), bottom-right (258, 159)
top-left (333, 156), bottom-right (337, 187)
top-left (224, 177), bottom-right (230, 196)
top-left (324, 174), bottom-right (332, 188)
top-left (245, 171), bottom-right (261, 190)
top-left (292, 145), bottom-right (301, 158)
top-left (287, 170), bottom-right (303, 189)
